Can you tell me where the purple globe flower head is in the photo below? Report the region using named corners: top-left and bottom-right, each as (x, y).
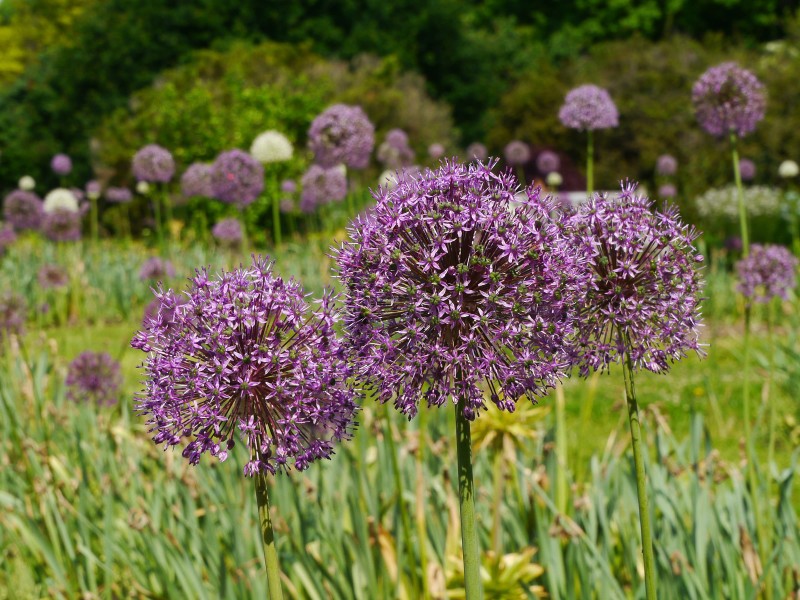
top-left (86, 180), bottom-right (102, 200)
top-left (739, 158), bottom-right (756, 181)
top-left (105, 187), bottom-right (133, 204)
top-left (658, 183), bottom-right (677, 198)
top-left (66, 351), bottom-right (122, 406)
top-left (210, 149), bottom-right (265, 208)
top-left (180, 163), bottom-right (214, 198)
top-left (570, 183), bottom-right (704, 375)
top-left (504, 140), bottom-right (531, 166)
top-left (536, 150), bottom-right (560, 174)
top-left (42, 208), bottom-right (81, 242)
top-left (37, 264), bottom-right (69, 289)
top-left (559, 85), bottom-right (619, 131)
top-left (280, 197), bottom-right (295, 213)
top-left (211, 218), bottom-right (243, 247)
top-left (280, 179), bottom-right (297, 194)
top-left (335, 159), bottom-right (589, 421)
top-left (3, 190), bottom-right (43, 231)
top-left (132, 144), bottom-right (176, 183)
top-left (466, 142), bottom-right (488, 161)
top-left (692, 62), bottom-right (766, 138)
top-left (656, 154), bottom-right (678, 176)
top-left (300, 164), bottom-right (348, 211)
top-left (0, 291), bottom-right (26, 345)
top-left (51, 154), bottom-right (73, 176)
top-left (308, 104), bottom-right (375, 169)
top-left (0, 223), bottom-right (17, 255)
top-left (736, 244), bottom-right (798, 303)
top-left (131, 256), bottom-right (359, 475)
top-left (139, 257), bottom-right (176, 281)
top-left (724, 236), bottom-right (743, 252)
top-left (377, 128), bottom-right (415, 169)
top-left (428, 143), bottom-right (445, 160)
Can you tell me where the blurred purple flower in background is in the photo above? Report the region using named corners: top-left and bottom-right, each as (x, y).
top-left (180, 163), bottom-right (214, 198)
top-left (739, 158), bottom-right (756, 181)
top-left (105, 187), bottom-right (133, 204)
top-left (3, 190), bottom-right (43, 231)
top-left (428, 143), bottom-right (445, 160)
top-left (66, 351), bottom-right (122, 406)
top-left (536, 150), bottom-right (560, 174)
top-left (280, 179), bottom-right (297, 194)
top-left (86, 180), bottom-right (102, 200)
top-left (210, 150), bottom-right (264, 208)
top-left (656, 154), bottom-right (678, 176)
top-left (658, 183), bottom-right (677, 198)
top-left (42, 208), bottom-right (81, 242)
top-left (736, 244), bottom-right (798, 302)
top-left (692, 62), bottom-right (766, 138)
top-left (51, 154), bottom-right (73, 176)
top-left (0, 223), bottom-right (16, 255)
top-left (504, 140), bottom-right (531, 166)
top-left (139, 257), bottom-right (176, 281)
top-left (300, 164), bottom-right (347, 213)
top-left (0, 292), bottom-right (26, 344)
top-left (377, 128), bottom-right (415, 169)
top-left (559, 85), bottom-right (619, 131)
top-left (308, 104), bottom-right (375, 169)
top-left (132, 144), bottom-right (176, 183)
top-left (466, 142), bottom-right (488, 161)
top-left (37, 264), bottom-right (69, 289)
top-left (211, 218), bottom-right (243, 247)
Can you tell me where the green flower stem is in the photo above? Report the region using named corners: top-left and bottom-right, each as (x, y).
top-left (162, 186), bottom-right (174, 246)
top-left (621, 350), bottom-right (657, 600)
top-left (555, 382), bottom-right (568, 515)
top-left (767, 300), bottom-right (776, 470)
top-left (239, 207), bottom-right (250, 258)
top-left (455, 402), bottom-right (483, 600)
top-left (89, 196), bottom-right (99, 244)
top-left (416, 407), bottom-right (431, 600)
top-left (272, 180), bottom-right (282, 247)
top-left (255, 472), bottom-right (284, 600)
top-left (730, 132), bottom-right (749, 257)
top-left (586, 129), bottom-right (594, 197)
top-left (152, 194), bottom-right (165, 253)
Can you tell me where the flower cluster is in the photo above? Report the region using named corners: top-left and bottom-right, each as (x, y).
top-left (336, 160), bottom-right (588, 420)
top-left (180, 163), bottom-right (214, 198)
top-left (504, 141), bottom-right (530, 166)
top-left (736, 244), bottom-right (798, 303)
top-left (695, 185), bottom-right (781, 219)
top-left (536, 151), bottom-right (560, 174)
top-left (377, 129), bottom-right (415, 169)
top-left (211, 218), bottom-right (243, 247)
top-left (37, 264), bottom-right (69, 289)
top-left (132, 144), bottom-right (176, 183)
top-left (51, 154), bottom-right (73, 176)
top-left (139, 257), bottom-right (176, 281)
top-left (308, 104), bottom-right (375, 169)
top-left (3, 190), bottom-right (43, 231)
top-left (210, 150), bottom-right (264, 208)
top-left (42, 209), bottom-right (81, 242)
top-left (105, 187), bottom-right (133, 204)
top-left (66, 351), bottom-right (123, 405)
top-left (131, 257), bottom-right (359, 475)
top-left (0, 292), bottom-right (26, 345)
top-left (300, 164), bottom-right (347, 213)
top-left (250, 130), bottom-right (293, 163)
top-left (656, 154), bottom-right (678, 176)
top-left (570, 184), bottom-right (704, 374)
top-left (692, 62), bottom-right (766, 138)
top-left (559, 85), bottom-right (619, 131)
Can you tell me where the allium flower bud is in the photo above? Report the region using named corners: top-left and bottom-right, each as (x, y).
top-left (739, 158), bottom-right (756, 181)
top-left (0, 292), bottom-right (26, 345)
top-left (692, 62), bottom-right (766, 138)
top-left (466, 143), bottom-right (488, 161)
top-left (504, 140), bottom-right (531, 166)
top-left (131, 256), bottom-right (359, 475)
top-left (211, 218), bottom-right (243, 247)
top-left (105, 187), bottom-right (133, 204)
top-left (300, 164), bottom-right (347, 212)
top-left (86, 180), bottom-right (102, 200)
top-left (66, 351), bottom-right (122, 406)
top-left (536, 151), bottom-right (560, 174)
top-left (139, 257), bottom-right (176, 281)
top-left (51, 154), bottom-right (73, 176)
top-left (42, 208), bottom-right (82, 242)
top-left (559, 85), bottom-right (619, 131)
top-left (336, 160), bottom-right (589, 420)
top-left (280, 179), bottom-right (297, 194)
top-left (308, 104), bottom-right (375, 169)
top-left (18, 176), bottom-right (36, 191)
top-left (37, 264), bottom-right (69, 289)
top-left (736, 244), bottom-right (797, 302)
top-left (132, 144), bottom-right (175, 183)
top-left (656, 154), bottom-right (678, 176)
top-left (250, 130), bottom-right (294, 163)
top-left (570, 183), bottom-right (704, 374)
top-left (3, 190), bottom-right (43, 230)
top-left (210, 149), bottom-right (265, 208)
top-left (779, 160), bottom-right (799, 179)
top-left (180, 163), bottom-right (214, 198)
top-left (43, 188), bottom-right (79, 214)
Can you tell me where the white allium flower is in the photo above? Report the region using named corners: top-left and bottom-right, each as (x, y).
top-left (546, 171), bottom-right (563, 187)
top-left (250, 130), bottom-right (293, 163)
top-left (333, 163), bottom-right (347, 178)
top-left (43, 188), bottom-right (79, 213)
top-left (779, 160), bottom-right (799, 179)
top-left (136, 181), bottom-right (151, 195)
top-left (18, 176), bottom-right (36, 191)
top-left (695, 185), bottom-right (781, 219)
top-left (378, 170), bottom-right (398, 189)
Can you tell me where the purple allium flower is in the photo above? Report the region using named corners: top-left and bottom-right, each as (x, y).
top-left (142, 293), bottom-right (186, 329)
top-left (131, 256), bottom-right (359, 475)
top-left (180, 163), bottom-right (214, 198)
top-left (0, 291), bottom-right (26, 344)
top-left (377, 129), bottom-right (415, 169)
top-left (51, 154), bottom-right (73, 176)
top-left (570, 183), bottom-right (704, 375)
top-left (428, 143), bottom-right (445, 160)
top-left (132, 144), bottom-right (176, 183)
top-left (739, 158), bottom-right (756, 181)
top-left (281, 179), bottom-right (297, 194)
top-left (724, 236), bottom-right (743, 252)
top-left (139, 257), bottom-right (176, 281)
top-left (466, 143), bottom-right (488, 161)
top-left (504, 140), bottom-right (531, 166)
top-left (0, 223), bottom-right (17, 255)
top-left (308, 104), bottom-right (375, 169)
top-left (692, 62), bottom-right (766, 138)
top-left (86, 180), bottom-right (102, 200)
top-left (42, 208), bottom-right (81, 242)
top-left (37, 264), bottom-right (69, 289)
top-left (105, 187), bottom-right (133, 204)
top-left (536, 150), bottom-right (560, 174)
top-left (736, 244), bottom-right (798, 302)
top-left (211, 218), bottom-right (243, 247)
top-left (656, 154), bottom-right (678, 177)
top-left (658, 184), bottom-right (677, 198)
top-left (66, 351), bottom-right (122, 406)
top-left (3, 190), bottom-right (43, 231)
top-left (280, 197), bottom-right (295, 213)
top-left (335, 160), bottom-right (588, 420)
top-left (559, 85), bottom-right (619, 131)
top-left (300, 164), bottom-right (347, 212)
top-left (210, 150), bottom-right (265, 208)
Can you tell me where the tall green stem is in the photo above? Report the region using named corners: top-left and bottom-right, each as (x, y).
top-left (152, 194), bottom-right (164, 253)
top-left (89, 196), bottom-right (99, 244)
top-left (162, 186), bottom-right (174, 246)
top-left (272, 181), bottom-right (282, 247)
top-left (555, 383), bottom-right (568, 515)
top-left (416, 407), bottom-right (431, 600)
top-left (255, 472), bottom-right (284, 600)
top-left (730, 132), bottom-right (749, 257)
top-left (586, 129), bottom-right (594, 197)
top-left (455, 403), bottom-right (483, 600)
top-left (621, 350), bottom-right (657, 600)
